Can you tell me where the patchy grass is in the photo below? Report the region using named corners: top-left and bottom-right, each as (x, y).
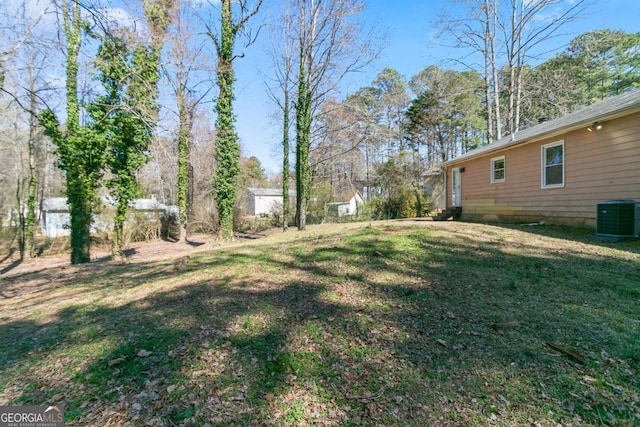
top-left (0, 221), bottom-right (639, 426)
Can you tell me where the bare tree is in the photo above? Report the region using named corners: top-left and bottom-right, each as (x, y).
top-left (265, 1), bottom-right (296, 231)
top-left (290, 0), bottom-right (376, 230)
top-left (0, 0), bottom-right (58, 259)
top-left (311, 99), bottom-right (366, 198)
top-left (164, 0), bottom-right (211, 242)
top-left (500, 0), bottom-right (586, 135)
top-left (438, 0), bottom-right (586, 140)
top-left (438, 0), bottom-right (501, 142)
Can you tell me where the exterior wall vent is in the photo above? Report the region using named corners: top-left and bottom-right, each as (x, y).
top-left (596, 200), bottom-right (640, 238)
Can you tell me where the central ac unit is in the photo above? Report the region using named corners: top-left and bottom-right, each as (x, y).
top-left (596, 200), bottom-right (640, 238)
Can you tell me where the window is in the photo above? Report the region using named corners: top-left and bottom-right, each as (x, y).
top-left (542, 141), bottom-right (564, 188)
top-left (491, 156), bottom-right (505, 183)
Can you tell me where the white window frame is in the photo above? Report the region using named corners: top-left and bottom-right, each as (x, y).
top-left (541, 140), bottom-right (565, 188)
top-left (490, 155), bottom-right (505, 183)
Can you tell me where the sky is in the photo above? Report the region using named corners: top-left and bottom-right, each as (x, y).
top-left (3, 0), bottom-right (638, 175)
top-left (231, 0), bottom-right (640, 175)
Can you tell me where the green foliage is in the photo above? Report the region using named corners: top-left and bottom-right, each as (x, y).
top-left (366, 190), bottom-right (429, 220)
top-left (212, 0), bottom-right (245, 240)
top-left (88, 36), bottom-right (160, 259)
top-left (238, 156), bottom-right (267, 188)
top-left (40, 117), bottom-right (107, 265)
top-left (520, 30), bottom-right (640, 127)
top-left (569, 30), bottom-right (640, 101)
top-left (176, 112), bottom-right (189, 240)
top-left (295, 58), bottom-right (312, 230)
top-left (281, 90), bottom-right (290, 231)
top-left (406, 66), bottom-right (485, 161)
top-left (370, 152), bottom-right (430, 219)
top-left (39, 0), bottom-right (105, 264)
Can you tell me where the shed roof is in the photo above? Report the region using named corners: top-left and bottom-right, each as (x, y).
top-left (41, 197), bottom-right (169, 212)
top-left (246, 187), bottom-right (295, 197)
top-left (442, 89), bottom-right (640, 166)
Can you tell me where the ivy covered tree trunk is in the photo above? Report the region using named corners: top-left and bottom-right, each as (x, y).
top-left (24, 175), bottom-right (36, 258)
top-left (281, 86), bottom-right (290, 232)
top-left (94, 1), bottom-right (171, 260)
top-left (213, 0), bottom-right (240, 240)
top-left (207, 0), bottom-right (262, 240)
top-left (177, 85), bottom-right (190, 242)
top-left (50, 0), bottom-right (98, 265)
top-left (295, 58), bottom-right (312, 231)
top-left (23, 49), bottom-right (39, 259)
top-left (68, 174), bottom-right (93, 264)
top-left (112, 200), bottom-right (128, 260)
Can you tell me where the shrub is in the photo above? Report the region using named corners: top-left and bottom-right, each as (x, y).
top-left (366, 190), bottom-right (430, 220)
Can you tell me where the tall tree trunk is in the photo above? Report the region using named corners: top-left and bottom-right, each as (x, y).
top-left (295, 58), bottom-right (311, 231)
top-left (513, 1), bottom-right (524, 134)
top-left (24, 48), bottom-right (38, 259)
top-left (63, 0), bottom-right (91, 264)
top-left (295, 0), bottom-right (313, 232)
top-left (177, 84), bottom-right (190, 242)
top-left (282, 84), bottom-right (290, 231)
top-left (483, 0), bottom-right (494, 144)
top-left (488, 0), bottom-right (501, 140)
top-left (213, 0), bottom-right (240, 240)
top-left (112, 200), bottom-right (127, 261)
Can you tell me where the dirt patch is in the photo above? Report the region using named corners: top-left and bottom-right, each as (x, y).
top-left (0, 234), bottom-right (218, 277)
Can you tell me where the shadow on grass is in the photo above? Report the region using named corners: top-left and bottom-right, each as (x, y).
top-left (497, 222), bottom-right (640, 255)
top-left (0, 223), bottom-right (638, 425)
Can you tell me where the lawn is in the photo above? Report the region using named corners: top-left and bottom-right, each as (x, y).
top-left (0, 221), bottom-right (638, 426)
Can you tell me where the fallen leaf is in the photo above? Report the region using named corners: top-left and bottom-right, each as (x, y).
top-left (545, 342), bottom-right (585, 364)
top-left (108, 356), bottom-right (127, 367)
top-left (490, 320), bottom-right (519, 330)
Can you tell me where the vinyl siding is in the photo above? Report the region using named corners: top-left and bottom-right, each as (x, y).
top-left (445, 113), bottom-right (640, 227)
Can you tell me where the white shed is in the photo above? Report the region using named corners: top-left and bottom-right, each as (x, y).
top-left (327, 191), bottom-right (364, 217)
top-left (244, 188), bottom-right (290, 216)
top-left (40, 197), bottom-right (175, 238)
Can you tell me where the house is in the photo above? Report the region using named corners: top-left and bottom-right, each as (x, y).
top-left (440, 89), bottom-right (640, 227)
top-left (40, 197), bottom-right (174, 237)
top-left (243, 188), bottom-right (291, 216)
top-left (326, 191), bottom-right (364, 217)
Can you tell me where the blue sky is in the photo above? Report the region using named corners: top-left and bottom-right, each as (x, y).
top-left (228, 0), bottom-right (640, 174)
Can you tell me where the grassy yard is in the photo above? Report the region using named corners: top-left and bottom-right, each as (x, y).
top-left (0, 221), bottom-right (638, 426)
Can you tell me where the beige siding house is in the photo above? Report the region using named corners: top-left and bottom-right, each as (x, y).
top-left (441, 89), bottom-right (640, 227)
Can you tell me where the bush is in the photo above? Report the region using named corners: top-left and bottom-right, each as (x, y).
top-left (235, 216), bottom-right (273, 233)
top-left (366, 190), bottom-right (430, 220)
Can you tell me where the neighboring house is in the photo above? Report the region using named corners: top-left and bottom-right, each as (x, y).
top-left (244, 188), bottom-right (291, 216)
top-left (129, 198), bottom-right (177, 221)
top-left (327, 191), bottom-right (364, 217)
top-left (441, 89), bottom-right (640, 227)
top-left (40, 197), bottom-right (174, 237)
